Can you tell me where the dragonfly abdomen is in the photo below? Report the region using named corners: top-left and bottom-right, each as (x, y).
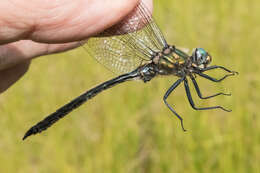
top-left (23, 69), bottom-right (140, 140)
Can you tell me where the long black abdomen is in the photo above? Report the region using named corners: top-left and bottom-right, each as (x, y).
top-left (23, 70), bottom-right (139, 140)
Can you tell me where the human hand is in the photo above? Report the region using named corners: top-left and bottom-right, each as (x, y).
top-left (0, 0), bottom-right (152, 93)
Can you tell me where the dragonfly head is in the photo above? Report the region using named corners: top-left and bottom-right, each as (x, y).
top-left (191, 48), bottom-right (212, 69)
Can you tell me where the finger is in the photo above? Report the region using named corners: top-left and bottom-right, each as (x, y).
top-left (0, 0), bottom-right (140, 44)
top-left (0, 40), bottom-right (80, 70)
top-left (0, 0), bottom-right (153, 44)
top-left (30, 0), bottom-right (153, 42)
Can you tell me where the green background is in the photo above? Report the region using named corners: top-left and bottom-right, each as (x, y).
top-left (1, 0), bottom-right (259, 172)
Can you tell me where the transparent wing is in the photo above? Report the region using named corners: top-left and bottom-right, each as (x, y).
top-left (83, 2), bottom-right (168, 74)
top-left (84, 35), bottom-right (149, 74)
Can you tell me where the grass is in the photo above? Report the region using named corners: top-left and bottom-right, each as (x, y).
top-left (0, 0), bottom-right (259, 172)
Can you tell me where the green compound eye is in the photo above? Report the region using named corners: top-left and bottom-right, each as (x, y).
top-left (192, 48), bottom-right (208, 65)
top-left (197, 48), bottom-right (207, 56)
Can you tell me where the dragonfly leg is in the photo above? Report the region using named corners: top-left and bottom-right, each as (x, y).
top-left (184, 77), bottom-right (231, 112)
top-left (201, 65), bottom-right (238, 75)
top-left (163, 77), bottom-right (186, 131)
top-left (195, 72), bottom-right (234, 82)
top-left (190, 75), bottom-right (231, 99)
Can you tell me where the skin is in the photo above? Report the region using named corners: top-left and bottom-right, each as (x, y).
top-left (0, 0), bottom-right (153, 93)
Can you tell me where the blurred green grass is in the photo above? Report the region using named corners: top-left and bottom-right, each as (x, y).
top-left (1, 0), bottom-right (260, 172)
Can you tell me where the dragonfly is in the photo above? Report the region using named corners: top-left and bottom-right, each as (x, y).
top-left (23, 2), bottom-right (237, 140)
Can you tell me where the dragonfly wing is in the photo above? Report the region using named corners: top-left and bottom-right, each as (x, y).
top-left (84, 35), bottom-right (149, 74)
top-left (83, 2), bottom-right (169, 74)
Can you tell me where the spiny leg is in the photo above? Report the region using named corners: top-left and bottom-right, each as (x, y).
top-left (163, 77), bottom-right (186, 131)
top-left (195, 72), bottom-right (234, 82)
top-left (184, 77), bottom-right (231, 112)
top-left (190, 75), bottom-right (231, 99)
top-left (201, 65), bottom-right (238, 74)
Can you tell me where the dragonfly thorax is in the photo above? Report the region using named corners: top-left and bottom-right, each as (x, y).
top-left (151, 45), bottom-right (187, 76)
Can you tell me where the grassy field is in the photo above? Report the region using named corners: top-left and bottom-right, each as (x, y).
top-left (1, 0), bottom-right (259, 172)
